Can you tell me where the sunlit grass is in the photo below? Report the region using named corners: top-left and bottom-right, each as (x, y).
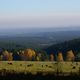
top-left (0, 61), bottom-right (80, 75)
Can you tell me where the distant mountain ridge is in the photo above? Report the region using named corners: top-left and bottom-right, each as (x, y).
top-left (0, 27), bottom-right (80, 37)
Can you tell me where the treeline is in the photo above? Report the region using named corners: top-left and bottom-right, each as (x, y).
top-left (0, 48), bottom-right (76, 61)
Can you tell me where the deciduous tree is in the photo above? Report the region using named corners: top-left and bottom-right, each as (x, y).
top-left (57, 52), bottom-right (64, 61)
top-left (66, 50), bottom-right (75, 61)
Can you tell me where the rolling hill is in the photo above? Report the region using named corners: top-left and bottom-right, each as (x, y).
top-left (44, 38), bottom-right (80, 60)
top-left (0, 30), bottom-right (80, 52)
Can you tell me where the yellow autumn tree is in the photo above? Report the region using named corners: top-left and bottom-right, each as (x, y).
top-left (36, 56), bottom-right (40, 61)
top-left (36, 53), bottom-right (42, 61)
top-left (66, 50), bottom-right (75, 61)
top-left (57, 52), bottom-right (64, 61)
top-left (50, 54), bottom-right (54, 61)
top-left (2, 50), bottom-right (9, 60)
top-left (2, 50), bottom-right (13, 61)
top-left (8, 52), bottom-right (13, 61)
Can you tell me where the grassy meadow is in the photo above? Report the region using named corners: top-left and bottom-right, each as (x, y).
top-left (0, 61), bottom-right (80, 76)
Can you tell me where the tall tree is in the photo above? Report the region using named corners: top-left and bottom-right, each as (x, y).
top-left (66, 50), bottom-right (75, 61)
top-left (57, 52), bottom-right (64, 61)
top-left (50, 54), bottom-right (54, 61)
top-left (2, 50), bottom-right (13, 61)
top-left (41, 51), bottom-right (49, 61)
top-left (24, 49), bottom-right (36, 61)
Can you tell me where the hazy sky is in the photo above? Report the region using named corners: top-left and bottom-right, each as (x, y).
top-left (0, 0), bottom-right (80, 30)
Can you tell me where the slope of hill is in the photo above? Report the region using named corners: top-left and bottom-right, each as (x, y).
top-left (44, 38), bottom-right (80, 60)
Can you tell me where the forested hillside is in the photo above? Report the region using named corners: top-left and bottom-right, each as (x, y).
top-left (44, 38), bottom-right (80, 61)
top-left (0, 38), bottom-right (80, 61)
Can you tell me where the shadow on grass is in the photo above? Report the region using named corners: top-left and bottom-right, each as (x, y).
top-left (0, 73), bottom-right (80, 80)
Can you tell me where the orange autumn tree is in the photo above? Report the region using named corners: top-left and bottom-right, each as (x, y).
top-left (57, 52), bottom-right (64, 61)
top-left (66, 50), bottom-right (75, 61)
top-left (24, 49), bottom-right (36, 61)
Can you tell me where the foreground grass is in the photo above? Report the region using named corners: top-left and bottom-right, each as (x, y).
top-left (0, 73), bottom-right (80, 80)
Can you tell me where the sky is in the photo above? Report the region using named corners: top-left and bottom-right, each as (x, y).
top-left (0, 0), bottom-right (80, 31)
